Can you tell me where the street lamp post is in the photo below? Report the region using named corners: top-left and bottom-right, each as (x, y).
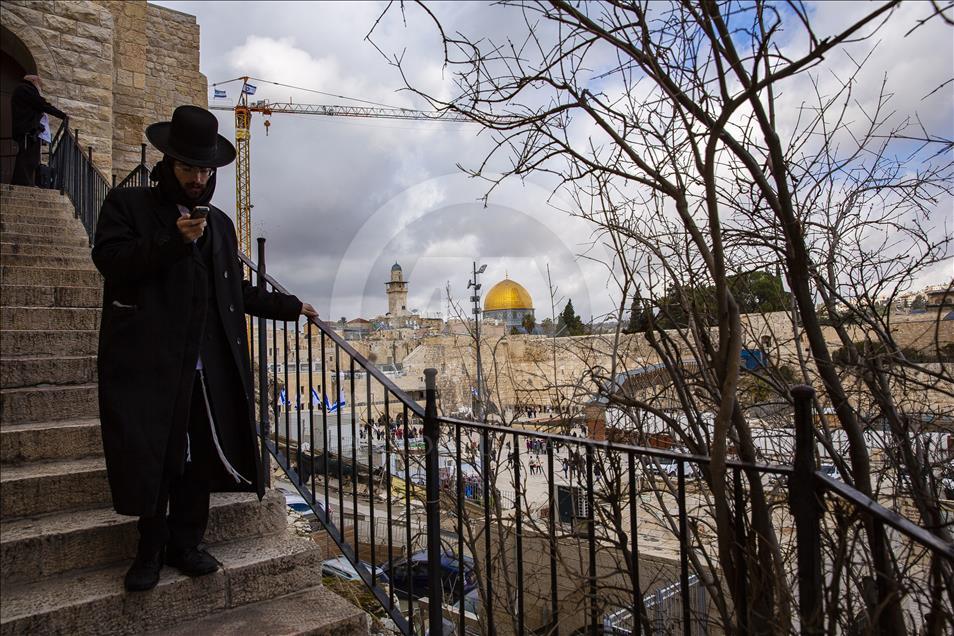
top-left (468, 262), bottom-right (487, 421)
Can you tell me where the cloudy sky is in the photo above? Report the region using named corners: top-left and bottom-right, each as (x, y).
top-left (155, 1), bottom-right (953, 321)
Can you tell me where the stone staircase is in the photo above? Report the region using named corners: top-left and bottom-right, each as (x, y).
top-left (0, 184), bottom-right (367, 635)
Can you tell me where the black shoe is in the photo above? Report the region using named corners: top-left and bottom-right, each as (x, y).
top-left (166, 545), bottom-right (219, 577)
top-left (124, 548), bottom-right (163, 591)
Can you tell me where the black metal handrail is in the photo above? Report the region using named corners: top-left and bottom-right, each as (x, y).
top-left (788, 385), bottom-right (954, 635)
top-left (114, 144), bottom-right (151, 190)
top-left (240, 238), bottom-right (953, 636)
top-left (48, 124), bottom-right (111, 244)
top-left (46, 128), bottom-right (150, 244)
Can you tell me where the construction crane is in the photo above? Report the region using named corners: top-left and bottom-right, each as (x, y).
top-left (209, 76), bottom-right (470, 258)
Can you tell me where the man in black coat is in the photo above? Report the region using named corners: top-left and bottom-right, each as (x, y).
top-left (92, 105), bottom-right (317, 591)
top-left (10, 74), bottom-right (67, 186)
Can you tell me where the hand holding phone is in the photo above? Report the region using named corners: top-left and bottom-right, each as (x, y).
top-left (177, 206), bottom-right (208, 243)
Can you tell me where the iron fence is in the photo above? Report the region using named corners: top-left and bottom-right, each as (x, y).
top-left (46, 129), bottom-right (150, 245)
top-left (48, 125), bottom-right (110, 243)
top-left (113, 143), bottom-right (151, 189)
top-left (603, 575), bottom-right (708, 635)
top-left (241, 238), bottom-right (952, 636)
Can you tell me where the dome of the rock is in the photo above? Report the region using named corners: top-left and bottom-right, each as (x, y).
top-left (484, 278), bottom-right (533, 312)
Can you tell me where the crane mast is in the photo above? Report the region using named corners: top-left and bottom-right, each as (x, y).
top-left (233, 88), bottom-right (253, 259)
top-left (210, 81), bottom-right (469, 258)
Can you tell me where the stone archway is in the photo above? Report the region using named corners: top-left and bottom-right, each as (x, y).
top-left (0, 24), bottom-right (37, 75)
top-left (0, 8), bottom-right (61, 87)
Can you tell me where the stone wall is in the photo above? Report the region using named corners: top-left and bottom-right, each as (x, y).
top-left (1, 0), bottom-right (114, 174)
top-left (103, 0), bottom-right (207, 177)
top-left (102, 0), bottom-right (147, 177)
top-left (140, 2), bottom-right (206, 174)
top-left (1, 0), bottom-right (207, 179)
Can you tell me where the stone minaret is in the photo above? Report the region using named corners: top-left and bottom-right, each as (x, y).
top-left (386, 262), bottom-right (408, 316)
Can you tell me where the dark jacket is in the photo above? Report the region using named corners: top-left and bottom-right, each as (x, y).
top-left (11, 81), bottom-right (66, 139)
top-left (92, 186), bottom-right (302, 516)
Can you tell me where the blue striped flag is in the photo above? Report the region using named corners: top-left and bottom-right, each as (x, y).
top-left (213, 88), bottom-right (227, 99)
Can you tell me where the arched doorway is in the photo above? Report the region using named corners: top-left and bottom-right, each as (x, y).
top-left (1, 25), bottom-right (38, 183)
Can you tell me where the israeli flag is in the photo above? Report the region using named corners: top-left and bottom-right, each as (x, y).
top-left (278, 388), bottom-right (288, 406)
top-left (325, 389), bottom-right (347, 413)
top-left (311, 388), bottom-right (321, 406)
top-left (213, 88), bottom-right (227, 99)
top-left (242, 83), bottom-right (257, 95)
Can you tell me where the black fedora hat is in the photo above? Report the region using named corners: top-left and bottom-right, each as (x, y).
top-left (146, 105), bottom-right (236, 168)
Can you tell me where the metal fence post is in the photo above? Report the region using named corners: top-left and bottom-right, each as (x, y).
top-left (257, 238), bottom-right (271, 488)
top-left (140, 143), bottom-right (148, 187)
top-left (789, 385), bottom-right (822, 635)
top-left (423, 368), bottom-right (443, 636)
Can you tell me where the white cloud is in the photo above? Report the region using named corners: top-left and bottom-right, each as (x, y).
top-left (152, 0), bottom-right (953, 318)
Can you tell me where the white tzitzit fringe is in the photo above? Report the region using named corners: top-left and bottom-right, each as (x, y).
top-left (199, 369), bottom-right (252, 485)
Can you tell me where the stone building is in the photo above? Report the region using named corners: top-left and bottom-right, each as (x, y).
top-left (1, 0), bottom-right (207, 182)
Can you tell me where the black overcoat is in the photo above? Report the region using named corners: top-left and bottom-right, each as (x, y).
top-left (92, 186), bottom-right (302, 516)
top-left (11, 81), bottom-right (66, 138)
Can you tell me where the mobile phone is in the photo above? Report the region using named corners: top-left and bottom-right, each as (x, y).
top-left (190, 205), bottom-right (210, 220)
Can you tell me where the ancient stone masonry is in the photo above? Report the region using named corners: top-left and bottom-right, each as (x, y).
top-left (141, 2), bottom-right (207, 172)
top-left (2, 0), bottom-right (114, 174)
top-left (2, 0), bottom-right (207, 178)
top-left (103, 0), bottom-right (148, 174)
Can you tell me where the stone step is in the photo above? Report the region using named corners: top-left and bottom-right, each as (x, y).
top-left (0, 329), bottom-right (98, 357)
top-left (0, 382), bottom-right (99, 425)
top-left (1, 266), bottom-right (101, 287)
top-left (1, 220), bottom-right (86, 237)
top-left (0, 203), bottom-right (76, 219)
top-left (0, 355), bottom-right (98, 389)
top-left (0, 491), bottom-right (287, 586)
top-left (0, 242), bottom-right (91, 257)
top-left (0, 284), bottom-right (101, 308)
top-left (0, 232), bottom-right (90, 248)
top-left (0, 457), bottom-right (108, 519)
top-left (0, 184), bottom-right (69, 200)
top-left (0, 307), bottom-right (101, 331)
top-left (0, 533), bottom-right (326, 636)
top-left (3, 193), bottom-right (75, 206)
top-left (153, 585), bottom-right (368, 636)
top-left (0, 253), bottom-right (96, 270)
top-left (0, 418), bottom-right (102, 463)
top-left (1, 306), bottom-right (102, 331)
top-left (1, 201), bottom-right (80, 214)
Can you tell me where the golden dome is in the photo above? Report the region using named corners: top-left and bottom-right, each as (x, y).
top-left (484, 278), bottom-right (533, 311)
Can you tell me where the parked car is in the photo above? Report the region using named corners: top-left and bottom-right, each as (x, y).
top-left (321, 556), bottom-right (389, 583)
top-left (819, 464), bottom-right (842, 481)
top-left (452, 587), bottom-right (480, 616)
top-left (641, 454), bottom-right (699, 478)
top-left (384, 550), bottom-right (477, 602)
top-left (277, 486), bottom-right (332, 518)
